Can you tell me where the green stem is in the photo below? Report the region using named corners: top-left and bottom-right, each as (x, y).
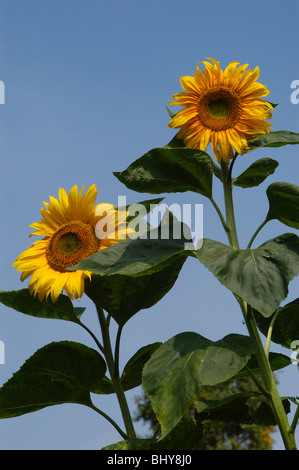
top-left (78, 319), bottom-right (105, 355)
top-left (289, 404), bottom-right (299, 437)
top-left (210, 196), bottom-right (230, 235)
top-left (220, 161), bottom-right (239, 249)
top-left (247, 218), bottom-right (269, 248)
top-left (243, 304), bottom-right (296, 450)
top-left (114, 324), bottom-right (124, 378)
top-left (265, 309), bottom-right (280, 359)
top-left (220, 159), bottom-right (297, 450)
top-left (96, 305), bottom-right (136, 438)
top-left (88, 403), bottom-right (129, 440)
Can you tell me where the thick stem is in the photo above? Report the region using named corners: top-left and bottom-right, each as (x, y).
top-left (220, 159), bottom-right (297, 450)
top-left (242, 302), bottom-right (296, 450)
top-left (220, 161), bottom-right (239, 249)
top-left (96, 305), bottom-right (136, 438)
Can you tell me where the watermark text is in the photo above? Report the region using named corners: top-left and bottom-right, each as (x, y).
top-left (95, 196), bottom-right (203, 249)
top-left (0, 340), bottom-right (5, 364)
top-left (290, 80), bottom-right (299, 104)
top-left (0, 81), bottom-right (5, 104)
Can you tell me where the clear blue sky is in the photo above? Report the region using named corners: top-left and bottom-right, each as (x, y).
top-left (0, 0), bottom-right (298, 449)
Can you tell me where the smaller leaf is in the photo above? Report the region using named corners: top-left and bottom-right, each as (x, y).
top-left (266, 182), bottom-right (299, 230)
top-left (102, 415), bottom-right (203, 450)
top-left (117, 197), bottom-right (164, 227)
top-left (247, 130), bottom-right (299, 152)
top-left (120, 343), bottom-right (162, 391)
top-left (254, 299), bottom-right (299, 349)
top-left (233, 158), bottom-right (279, 188)
top-left (195, 392), bottom-right (258, 425)
top-left (0, 289), bottom-right (83, 323)
top-left (162, 132), bottom-right (185, 148)
top-left (113, 146), bottom-right (214, 198)
top-left (196, 393), bottom-right (290, 426)
top-left (236, 352), bottom-right (291, 378)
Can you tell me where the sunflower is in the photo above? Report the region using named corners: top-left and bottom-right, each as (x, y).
top-left (168, 58), bottom-right (273, 163)
top-left (12, 184), bottom-right (132, 302)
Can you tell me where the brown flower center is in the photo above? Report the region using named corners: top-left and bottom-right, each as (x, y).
top-left (197, 86), bottom-right (242, 131)
top-left (46, 221), bottom-right (100, 272)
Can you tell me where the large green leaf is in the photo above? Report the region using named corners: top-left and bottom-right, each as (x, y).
top-left (233, 158), bottom-right (279, 188)
top-left (0, 341), bottom-right (107, 418)
top-left (113, 147), bottom-right (214, 198)
top-left (247, 130), bottom-right (299, 152)
top-left (254, 298), bottom-right (299, 349)
top-left (0, 289), bottom-right (84, 323)
top-left (142, 332), bottom-right (255, 438)
top-left (72, 213), bottom-right (193, 278)
top-left (85, 257), bottom-right (186, 326)
top-left (194, 233), bottom-right (299, 317)
top-left (102, 415), bottom-right (203, 450)
top-left (266, 182), bottom-right (299, 230)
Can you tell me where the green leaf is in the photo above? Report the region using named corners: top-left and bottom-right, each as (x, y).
top-left (233, 158), bottom-right (279, 188)
top-left (120, 343), bottom-right (162, 391)
top-left (195, 392), bottom-right (290, 426)
top-left (117, 196), bottom-right (164, 227)
top-left (91, 343), bottom-right (162, 395)
top-left (90, 375), bottom-right (114, 395)
top-left (162, 132), bottom-right (185, 148)
top-left (0, 341), bottom-right (107, 418)
top-left (247, 130), bottom-right (299, 152)
top-left (254, 298), bottom-right (299, 349)
top-left (142, 332), bottom-right (255, 439)
top-left (71, 212), bottom-right (193, 278)
top-left (113, 146), bottom-right (214, 198)
top-left (165, 105), bottom-right (176, 119)
top-left (194, 234), bottom-right (299, 317)
top-left (0, 289), bottom-right (83, 323)
top-left (236, 352), bottom-right (291, 378)
top-left (266, 182), bottom-right (299, 229)
top-left (85, 257), bottom-right (186, 326)
top-left (102, 415), bottom-right (203, 450)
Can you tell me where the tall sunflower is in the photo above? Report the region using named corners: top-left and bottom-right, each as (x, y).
top-left (12, 184), bottom-right (131, 303)
top-left (168, 58), bottom-right (273, 163)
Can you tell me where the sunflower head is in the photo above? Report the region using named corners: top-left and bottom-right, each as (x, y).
top-left (12, 185), bottom-right (132, 303)
top-left (168, 58), bottom-right (273, 163)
